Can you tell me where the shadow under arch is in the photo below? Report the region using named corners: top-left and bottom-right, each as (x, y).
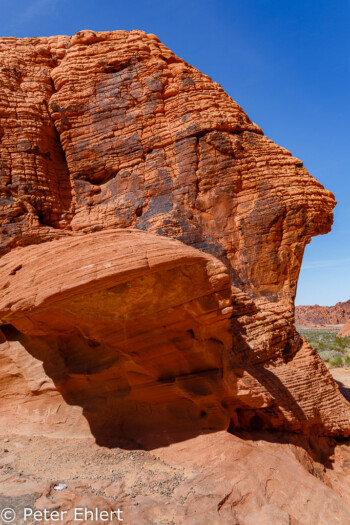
top-left (1, 321), bottom-right (230, 450)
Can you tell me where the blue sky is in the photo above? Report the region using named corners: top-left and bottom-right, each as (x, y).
top-left (1, 0), bottom-right (349, 305)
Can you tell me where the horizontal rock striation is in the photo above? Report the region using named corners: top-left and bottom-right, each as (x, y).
top-left (0, 29), bottom-right (349, 442)
top-left (0, 230), bottom-right (233, 441)
top-left (0, 230), bottom-right (349, 443)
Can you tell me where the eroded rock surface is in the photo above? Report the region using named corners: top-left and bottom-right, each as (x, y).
top-left (0, 230), bottom-right (233, 443)
top-left (0, 28), bottom-right (350, 522)
top-left (339, 320), bottom-right (350, 338)
top-left (0, 229), bottom-right (349, 443)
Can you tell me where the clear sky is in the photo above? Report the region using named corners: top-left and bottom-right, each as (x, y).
top-left (1, 0), bottom-right (349, 305)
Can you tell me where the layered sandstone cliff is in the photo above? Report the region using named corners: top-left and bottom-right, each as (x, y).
top-left (0, 29), bottom-right (349, 445)
top-left (295, 300), bottom-right (350, 326)
top-left (339, 320), bottom-right (350, 338)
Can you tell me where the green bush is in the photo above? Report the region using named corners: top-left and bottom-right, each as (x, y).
top-left (329, 356), bottom-right (343, 368)
top-left (318, 350), bottom-right (330, 362)
top-left (299, 329), bottom-right (350, 365)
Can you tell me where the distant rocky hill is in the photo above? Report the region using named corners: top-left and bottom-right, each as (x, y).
top-left (295, 300), bottom-right (350, 326)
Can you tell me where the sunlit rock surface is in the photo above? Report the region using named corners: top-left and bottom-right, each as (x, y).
top-left (0, 28), bottom-right (349, 524)
top-left (339, 320), bottom-right (350, 338)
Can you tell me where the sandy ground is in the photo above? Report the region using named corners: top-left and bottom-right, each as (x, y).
top-left (296, 325), bottom-right (343, 331)
top-left (331, 368), bottom-right (350, 402)
top-left (0, 435), bottom-right (188, 524)
top-left (2, 429), bottom-right (350, 525)
top-left (0, 370), bottom-right (349, 523)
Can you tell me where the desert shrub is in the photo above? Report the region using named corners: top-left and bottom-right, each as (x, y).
top-left (344, 355), bottom-right (350, 367)
top-left (318, 350), bottom-right (345, 363)
top-left (329, 356), bottom-right (343, 368)
top-left (331, 351), bottom-right (346, 358)
top-left (299, 329), bottom-right (350, 357)
top-left (318, 350), bottom-right (332, 362)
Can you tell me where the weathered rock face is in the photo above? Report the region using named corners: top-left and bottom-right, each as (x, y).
top-left (0, 230), bottom-right (233, 442)
top-left (0, 229), bottom-right (349, 444)
top-left (0, 29), bottom-right (349, 443)
top-left (339, 320), bottom-right (350, 338)
top-left (295, 300), bottom-right (350, 326)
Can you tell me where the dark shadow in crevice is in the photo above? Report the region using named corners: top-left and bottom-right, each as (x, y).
top-left (228, 427), bottom-right (339, 478)
top-left (223, 315), bottom-right (345, 470)
top-left (1, 305), bottom-right (345, 461)
top-left (333, 379), bottom-right (350, 403)
top-left (1, 324), bottom-right (226, 451)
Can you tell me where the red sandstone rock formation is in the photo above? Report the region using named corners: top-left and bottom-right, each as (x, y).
top-left (1, 28), bottom-right (350, 524)
top-left (295, 300), bottom-right (350, 326)
top-left (339, 320), bottom-right (350, 337)
top-left (0, 29), bottom-right (349, 444)
top-left (0, 229), bottom-right (349, 444)
top-left (0, 230), bottom-right (233, 441)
